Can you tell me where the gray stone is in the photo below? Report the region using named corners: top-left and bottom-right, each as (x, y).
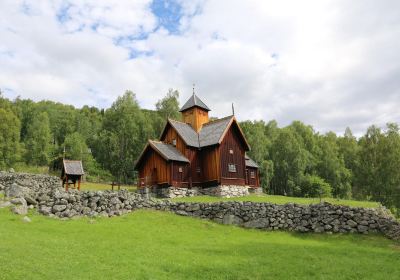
top-left (11, 197), bottom-right (27, 206)
top-left (243, 218), bottom-right (270, 229)
top-left (52, 205), bottom-right (67, 213)
top-left (347, 219), bottom-right (358, 227)
top-left (24, 195), bottom-right (37, 205)
top-left (11, 201), bottom-right (28, 215)
top-left (175, 210), bottom-right (188, 216)
top-left (5, 183), bottom-right (27, 198)
top-left (40, 206), bottom-right (52, 215)
top-left (222, 214), bottom-right (243, 225)
top-left (357, 225), bottom-right (369, 233)
top-left (22, 216), bottom-right (31, 223)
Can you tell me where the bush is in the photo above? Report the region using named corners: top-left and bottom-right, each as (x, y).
top-left (301, 175), bottom-right (332, 198)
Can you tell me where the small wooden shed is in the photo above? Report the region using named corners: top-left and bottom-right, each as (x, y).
top-left (61, 159), bottom-right (84, 191)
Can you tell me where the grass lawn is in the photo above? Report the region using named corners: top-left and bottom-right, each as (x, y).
top-left (173, 194), bottom-right (381, 208)
top-left (0, 208), bottom-right (399, 280)
top-left (80, 182), bottom-right (136, 192)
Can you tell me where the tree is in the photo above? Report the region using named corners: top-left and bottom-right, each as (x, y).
top-left (240, 120), bottom-right (270, 164)
top-left (269, 128), bottom-right (309, 196)
top-left (94, 91), bottom-right (151, 182)
top-left (156, 89), bottom-right (181, 120)
top-left (0, 108), bottom-right (21, 168)
top-left (337, 127), bottom-right (360, 197)
top-left (315, 132), bottom-right (352, 198)
top-left (301, 174), bottom-right (332, 198)
top-left (25, 112), bottom-right (52, 165)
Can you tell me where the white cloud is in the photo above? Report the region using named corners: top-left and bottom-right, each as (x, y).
top-left (1, 0), bottom-right (400, 135)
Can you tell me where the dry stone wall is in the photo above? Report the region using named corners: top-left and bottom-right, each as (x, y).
top-left (1, 172), bottom-right (399, 240)
top-left (139, 185), bottom-right (250, 198)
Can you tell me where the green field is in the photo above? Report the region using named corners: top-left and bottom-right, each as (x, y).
top-left (172, 194), bottom-right (380, 208)
top-left (0, 208), bottom-right (399, 280)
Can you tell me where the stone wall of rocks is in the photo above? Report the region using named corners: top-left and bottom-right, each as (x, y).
top-left (202, 185), bottom-right (250, 198)
top-left (0, 171), bottom-right (62, 200)
top-left (139, 185), bottom-right (252, 198)
top-left (1, 172), bottom-right (399, 240)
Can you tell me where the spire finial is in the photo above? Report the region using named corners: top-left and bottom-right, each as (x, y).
top-left (192, 83), bottom-right (195, 96)
top-left (232, 103), bottom-right (235, 116)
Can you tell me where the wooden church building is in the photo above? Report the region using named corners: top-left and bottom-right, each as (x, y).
top-left (134, 93), bottom-right (260, 191)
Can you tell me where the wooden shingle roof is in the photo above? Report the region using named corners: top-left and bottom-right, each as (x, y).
top-left (168, 119), bottom-right (199, 147)
top-left (179, 94), bottom-right (211, 112)
top-left (162, 116), bottom-right (250, 150)
top-left (198, 116), bottom-right (233, 147)
top-left (245, 155), bottom-right (259, 168)
top-left (134, 140), bottom-right (189, 170)
top-left (63, 160), bottom-right (84, 175)
top-left (149, 140), bottom-right (189, 163)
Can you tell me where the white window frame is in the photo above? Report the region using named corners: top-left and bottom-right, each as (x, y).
top-left (228, 164), bottom-right (237, 173)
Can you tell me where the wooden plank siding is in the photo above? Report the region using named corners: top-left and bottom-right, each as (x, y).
top-left (219, 124), bottom-right (247, 186)
top-left (170, 161), bottom-right (190, 187)
top-left (246, 167), bottom-right (260, 187)
top-left (137, 148), bottom-right (170, 187)
top-left (182, 107), bottom-right (209, 132)
top-left (161, 123), bottom-right (187, 155)
top-left (201, 146), bottom-right (221, 184)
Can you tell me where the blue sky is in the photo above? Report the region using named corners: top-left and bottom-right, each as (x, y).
top-left (0, 0), bottom-right (400, 135)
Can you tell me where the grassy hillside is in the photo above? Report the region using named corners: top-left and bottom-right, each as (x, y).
top-left (0, 208), bottom-right (398, 280)
top-left (173, 194), bottom-right (380, 208)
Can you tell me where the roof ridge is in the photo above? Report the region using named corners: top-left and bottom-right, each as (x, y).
top-left (168, 118), bottom-right (189, 125)
top-left (202, 115), bottom-right (233, 127)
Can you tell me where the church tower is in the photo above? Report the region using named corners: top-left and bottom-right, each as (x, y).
top-left (179, 93), bottom-right (210, 132)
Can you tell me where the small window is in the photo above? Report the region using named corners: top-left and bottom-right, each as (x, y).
top-left (228, 164), bottom-right (237, 173)
top-left (250, 171), bottom-right (255, 178)
top-left (172, 139), bottom-right (176, 146)
top-left (178, 167), bottom-right (183, 173)
top-left (229, 149), bottom-right (234, 154)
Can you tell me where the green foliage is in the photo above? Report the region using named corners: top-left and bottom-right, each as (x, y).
top-left (1, 209), bottom-right (398, 280)
top-left (94, 91), bottom-right (151, 182)
top-left (269, 127), bottom-right (309, 196)
top-left (0, 108), bottom-right (21, 168)
top-left (25, 112), bottom-right (52, 166)
top-left (156, 88), bottom-right (181, 121)
top-left (0, 92), bottom-right (399, 213)
top-left (315, 133), bottom-right (351, 198)
top-left (300, 174), bottom-right (332, 198)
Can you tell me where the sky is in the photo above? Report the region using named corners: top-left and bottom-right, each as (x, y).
top-left (1, 0), bottom-right (400, 135)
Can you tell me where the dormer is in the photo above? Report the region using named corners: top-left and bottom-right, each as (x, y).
top-left (179, 93), bottom-right (210, 132)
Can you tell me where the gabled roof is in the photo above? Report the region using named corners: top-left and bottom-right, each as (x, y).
top-left (199, 116), bottom-right (251, 150)
top-left (179, 94), bottom-right (211, 112)
top-left (63, 160), bottom-right (84, 175)
top-left (134, 140), bottom-right (189, 170)
top-left (167, 119), bottom-right (199, 147)
top-left (160, 115), bottom-right (250, 150)
top-left (245, 155), bottom-right (259, 168)
top-left (199, 116), bottom-right (233, 147)
top-left (150, 140), bottom-right (189, 162)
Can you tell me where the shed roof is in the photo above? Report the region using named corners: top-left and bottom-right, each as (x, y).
top-left (245, 155), bottom-right (259, 168)
top-left (63, 160), bottom-right (84, 175)
top-left (179, 94), bottom-right (211, 112)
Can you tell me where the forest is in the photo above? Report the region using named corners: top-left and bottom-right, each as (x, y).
top-left (1, 89), bottom-right (399, 214)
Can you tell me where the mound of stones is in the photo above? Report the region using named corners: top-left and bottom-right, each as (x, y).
top-left (1, 171), bottom-right (399, 241)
